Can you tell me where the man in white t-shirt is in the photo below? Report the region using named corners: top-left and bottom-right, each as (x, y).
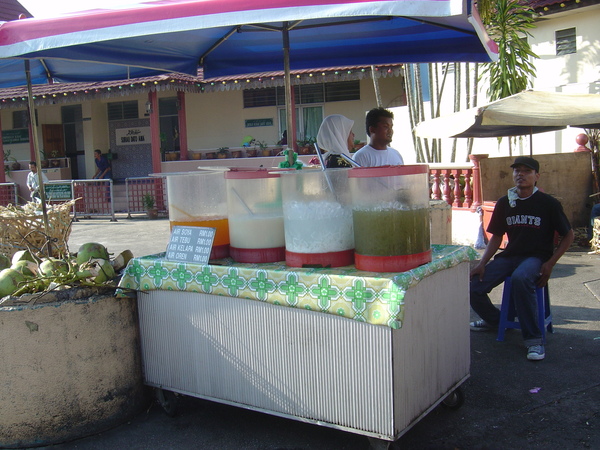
top-left (26, 161), bottom-right (49, 202)
top-left (353, 107), bottom-right (404, 167)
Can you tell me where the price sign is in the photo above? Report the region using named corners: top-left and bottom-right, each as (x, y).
top-left (165, 226), bottom-right (216, 264)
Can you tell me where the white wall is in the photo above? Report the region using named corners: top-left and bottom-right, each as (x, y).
top-left (530, 5), bottom-right (600, 92)
top-left (184, 77), bottom-right (404, 151)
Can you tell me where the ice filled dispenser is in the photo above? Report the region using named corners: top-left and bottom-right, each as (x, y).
top-left (349, 165), bottom-right (431, 272)
top-left (280, 168), bottom-right (354, 267)
top-left (166, 171), bottom-right (230, 260)
top-left (225, 169), bottom-right (285, 263)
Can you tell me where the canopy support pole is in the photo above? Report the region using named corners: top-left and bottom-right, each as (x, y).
top-left (371, 65), bottom-right (382, 107)
top-left (283, 25), bottom-right (295, 167)
top-left (25, 59), bottom-right (52, 257)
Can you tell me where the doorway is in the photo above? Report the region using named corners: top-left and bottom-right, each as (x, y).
top-left (61, 105), bottom-right (84, 179)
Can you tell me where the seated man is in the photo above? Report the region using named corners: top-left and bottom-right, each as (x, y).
top-left (469, 156), bottom-right (574, 361)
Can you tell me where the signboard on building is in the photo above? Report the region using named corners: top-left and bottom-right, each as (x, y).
top-left (115, 126), bottom-right (151, 146)
top-left (2, 129), bottom-right (29, 145)
top-left (245, 118), bottom-right (274, 128)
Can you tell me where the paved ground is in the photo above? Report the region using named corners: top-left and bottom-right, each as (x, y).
top-left (42, 215), bottom-right (600, 449)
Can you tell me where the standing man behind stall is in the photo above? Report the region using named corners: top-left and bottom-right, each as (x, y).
top-left (469, 156), bottom-right (574, 361)
top-left (93, 149), bottom-right (112, 179)
top-left (353, 107), bottom-right (404, 167)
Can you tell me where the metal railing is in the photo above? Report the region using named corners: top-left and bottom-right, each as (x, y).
top-left (71, 179), bottom-right (116, 221)
top-left (125, 177), bottom-right (168, 218)
top-left (0, 182), bottom-right (18, 206)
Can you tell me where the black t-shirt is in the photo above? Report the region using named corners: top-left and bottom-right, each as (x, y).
top-left (488, 191), bottom-right (571, 261)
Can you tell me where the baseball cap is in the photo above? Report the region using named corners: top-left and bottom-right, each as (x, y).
top-left (510, 156), bottom-right (539, 172)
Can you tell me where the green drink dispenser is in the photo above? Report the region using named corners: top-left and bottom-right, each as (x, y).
top-left (349, 165), bottom-right (431, 272)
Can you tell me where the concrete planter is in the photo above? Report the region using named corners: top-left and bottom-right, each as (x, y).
top-left (0, 291), bottom-right (148, 448)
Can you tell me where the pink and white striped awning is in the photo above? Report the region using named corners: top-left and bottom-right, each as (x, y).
top-left (0, 0), bottom-right (497, 88)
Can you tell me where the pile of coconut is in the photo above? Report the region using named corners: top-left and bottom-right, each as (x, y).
top-left (0, 243), bottom-right (133, 305)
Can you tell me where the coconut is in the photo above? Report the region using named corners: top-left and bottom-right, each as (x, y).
top-left (76, 243), bottom-right (110, 265)
top-left (78, 258), bottom-right (116, 284)
top-left (11, 250), bottom-right (36, 266)
top-left (0, 254), bottom-right (10, 270)
top-left (11, 260), bottom-right (38, 278)
top-left (0, 268), bottom-right (26, 297)
top-left (111, 250), bottom-right (134, 272)
top-left (39, 258), bottom-right (70, 277)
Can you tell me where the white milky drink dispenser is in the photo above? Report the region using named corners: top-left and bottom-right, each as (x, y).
top-left (225, 169), bottom-right (285, 263)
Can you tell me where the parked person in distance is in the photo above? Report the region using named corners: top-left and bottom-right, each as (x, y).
top-left (469, 156), bottom-right (574, 361)
top-left (277, 130), bottom-right (287, 146)
top-left (93, 149), bottom-right (112, 179)
top-left (26, 161), bottom-right (49, 202)
top-left (315, 114), bottom-right (356, 168)
top-left (353, 107), bottom-right (403, 167)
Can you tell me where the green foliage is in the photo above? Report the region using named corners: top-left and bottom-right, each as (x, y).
top-left (479, 0), bottom-right (538, 101)
top-left (253, 140), bottom-right (267, 150)
top-left (142, 193), bottom-right (155, 210)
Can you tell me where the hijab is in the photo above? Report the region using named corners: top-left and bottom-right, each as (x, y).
top-left (316, 115), bottom-right (354, 159)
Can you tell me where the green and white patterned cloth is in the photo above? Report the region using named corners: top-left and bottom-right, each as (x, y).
top-left (118, 244), bottom-right (477, 329)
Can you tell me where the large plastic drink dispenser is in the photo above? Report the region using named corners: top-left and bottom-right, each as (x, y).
top-left (281, 168), bottom-right (354, 267)
top-left (166, 171), bottom-right (230, 259)
top-left (349, 165), bottom-right (431, 272)
top-left (225, 169), bottom-right (285, 263)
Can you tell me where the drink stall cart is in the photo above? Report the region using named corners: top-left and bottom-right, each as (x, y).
top-left (118, 244), bottom-right (476, 448)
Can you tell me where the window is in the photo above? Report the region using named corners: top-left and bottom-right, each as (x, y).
top-left (556, 28), bottom-right (576, 56)
top-left (107, 100), bottom-right (139, 120)
top-left (278, 105), bottom-right (323, 142)
top-left (243, 81), bottom-right (360, 108)
top-left (244, 87), bottom-right (277, 108)
top-left (12, 110), bottom-right (29, 129)
top-left (325, 81), bottom-right (360, 102)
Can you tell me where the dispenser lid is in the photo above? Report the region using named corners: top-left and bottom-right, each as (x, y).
top-left (348, 164), bottom-right (429, 178)
top-left (225, 168), bottom-right (281, 179)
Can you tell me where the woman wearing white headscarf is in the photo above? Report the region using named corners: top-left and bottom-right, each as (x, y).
top-left (316, 114), bottom-right (355, 168)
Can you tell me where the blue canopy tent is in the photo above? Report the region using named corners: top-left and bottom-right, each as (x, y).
top-left (0, 0), bottom-right (497, 224)
top-left (0, 0), bottom-right (497, 159)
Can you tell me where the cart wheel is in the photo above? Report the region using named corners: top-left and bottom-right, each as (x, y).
top-left (441, 387), bottom-right (465, 410)
top-left (367, 437), bottom-right (392, 450)
top-left (155, 388), bottom-right (178, 417)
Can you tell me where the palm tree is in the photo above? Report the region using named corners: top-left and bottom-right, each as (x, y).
top-left (479, 0), bottom-right (538, 101)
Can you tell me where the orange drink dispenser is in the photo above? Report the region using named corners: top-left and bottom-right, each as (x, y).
top-left (225, 169), bottom-right (285, 263)
top-left (280, 168), bottom-right (354, 267)
top-left (166, 171), bottom-right (230, 259)
top-left (348, 165), bottom-right (431, 272)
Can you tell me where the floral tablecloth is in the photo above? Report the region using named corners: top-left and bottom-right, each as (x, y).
top-left (118, 244), bottom-right (477, 329)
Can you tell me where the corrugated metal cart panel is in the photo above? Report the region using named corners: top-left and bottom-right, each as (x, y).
top-left (392, 261), bottom-right (470, 436)
top-left (139, 292), bottom-right (395, 436)
top-left (137, 261), bottom-right (469, 441)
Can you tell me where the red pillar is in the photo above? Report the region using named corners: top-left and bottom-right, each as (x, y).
top-left (0, 114), bottom-right (5, 183)
top-left (469, 154), bottom-right (488, 211)
top-left (148, 91), bottom-right (161, 174)
top-left (177, 91), bottom-right (188, 160)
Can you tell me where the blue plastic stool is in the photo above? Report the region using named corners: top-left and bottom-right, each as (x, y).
top-left (496, 276), bottom-right (553, 343)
